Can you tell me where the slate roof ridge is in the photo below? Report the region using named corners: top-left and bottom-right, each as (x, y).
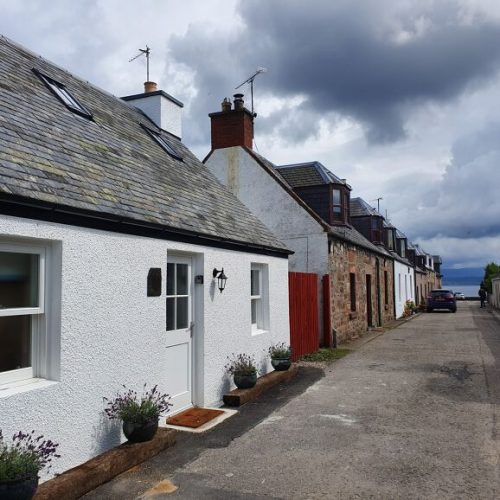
top-left (276, 161), bottom-right (348, 186)
top-left (350, 197), bottom-right (382, 217)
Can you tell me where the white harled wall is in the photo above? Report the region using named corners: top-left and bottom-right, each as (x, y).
top-left (394, 260), bottom-right (415, 317)
top-left (0, 215), bottom-right (289, 477)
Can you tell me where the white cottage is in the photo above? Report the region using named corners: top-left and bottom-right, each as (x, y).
top-left (0, 36), bottom-right (290, 475)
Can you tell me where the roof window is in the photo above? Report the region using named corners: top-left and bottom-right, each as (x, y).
top-left (32, 68), bottom-right (92, 119)
top-left (143, 126), bottom-right (182, 161)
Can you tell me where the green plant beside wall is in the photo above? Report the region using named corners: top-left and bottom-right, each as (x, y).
top-left (0, 429), bottom-right (60, 500)
top-left (225, 353), bottom-right (258, 389)
top-left (104, 384), bottom-right (172, 443)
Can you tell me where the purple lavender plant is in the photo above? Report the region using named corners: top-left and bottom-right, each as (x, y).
top-left (0, 429), bottom-right (60, 481)
top-left (103, 384), bottom-right (172, 424)
top-left (225, 353), bottom-right (257, 375)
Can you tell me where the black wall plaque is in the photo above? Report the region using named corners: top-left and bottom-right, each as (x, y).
top-left (147, 268), bottom-right (162, 296)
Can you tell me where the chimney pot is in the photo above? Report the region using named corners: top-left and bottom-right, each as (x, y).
top-left (233, 93), bottom-right (244, 110)
top-left (144, 81), bottom-right (158, 93)
top-left (221, 97), bottom-right (232, 112)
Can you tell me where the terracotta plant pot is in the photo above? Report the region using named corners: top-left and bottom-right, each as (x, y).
top-left (271, 358), bottom-right (292, 371)
top-left (233, 372), bottom-right (257, 389)
top-left (0, 476), bottom-right (39, 500)
top-left (122, 419), bottom-right (159, 443)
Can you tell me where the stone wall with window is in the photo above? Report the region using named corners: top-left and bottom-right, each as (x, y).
top-left (328, 239), bottom-right (394, 343)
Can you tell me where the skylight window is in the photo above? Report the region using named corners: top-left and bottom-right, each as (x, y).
top-left (32, 68), bottom-right (92, 119)
top-left (143, 126), bottom-right (183, 161)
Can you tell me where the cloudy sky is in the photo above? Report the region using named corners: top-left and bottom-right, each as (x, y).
top-left (1, 0), bottom-right (499, 271)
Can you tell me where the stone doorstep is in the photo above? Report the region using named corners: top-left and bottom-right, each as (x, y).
top-left (223, 364), bottom-right (300, 407)
top-left (34, 428), bottom-right (176, 500)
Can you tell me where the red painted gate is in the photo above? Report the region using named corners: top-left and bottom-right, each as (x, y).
top-left (288, 272), bottom-right (319, 360)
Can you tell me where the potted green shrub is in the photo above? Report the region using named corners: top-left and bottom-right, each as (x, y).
top-left (104, 384), bottom-right (172, 443)
top-left (225, 353), bottom-right (258, 389)
top-left (268, 342), bottom-right (292, 371)
top-left (0, 429), bottom-right (60, 500)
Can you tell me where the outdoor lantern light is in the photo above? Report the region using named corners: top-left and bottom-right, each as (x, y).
top-left (213, 267), bottom-right (228, 293)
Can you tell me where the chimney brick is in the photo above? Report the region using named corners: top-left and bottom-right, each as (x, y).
top-left (209, 95), bottom-right (254, 150)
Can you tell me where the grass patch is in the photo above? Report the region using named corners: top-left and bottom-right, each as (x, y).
top-left (300, 348), bottom-right (351, 363)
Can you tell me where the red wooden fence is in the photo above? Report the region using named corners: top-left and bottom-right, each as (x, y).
top-left (288, 272), bottom-right (319, 360)
top-left (322, 274), bottom-right (331, 347)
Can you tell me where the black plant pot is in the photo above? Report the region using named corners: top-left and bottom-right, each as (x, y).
top-left (0, 476), bottom-right (39, 500)
top-left (271, 358), bottom-right (292, 371)
top-left (233, 372), bottom-right (257, 389)
top-left (122, 419), bottom-right (159, 443)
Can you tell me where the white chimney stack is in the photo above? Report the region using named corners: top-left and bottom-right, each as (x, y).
top-left (122, 82), bottom-right (183, 139)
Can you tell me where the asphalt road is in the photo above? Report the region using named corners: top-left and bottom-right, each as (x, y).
top-left (86, 302), bottom-right (500, 499)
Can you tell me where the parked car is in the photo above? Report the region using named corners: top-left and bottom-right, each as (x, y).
top-left (454, 292), bottom-right (466, 300)
top-left (427, 289), bottom-right (457, 313)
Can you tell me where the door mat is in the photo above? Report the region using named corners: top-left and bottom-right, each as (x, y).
top-left (166, 408), bottom-right (225, 428)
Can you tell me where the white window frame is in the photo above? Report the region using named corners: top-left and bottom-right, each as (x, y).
top-left (250, 263), bottom-right (269, 335)
top-left (0, 243), bottom-right (46, 386)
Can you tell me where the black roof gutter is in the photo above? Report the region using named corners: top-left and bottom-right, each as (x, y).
top-left (0, 195), bottom-right (292, 259)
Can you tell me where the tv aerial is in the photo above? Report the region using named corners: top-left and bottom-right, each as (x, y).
top-left (129, 46), bottom-right (151, 82)
top-left (235, 67), bottom-right (267, 117)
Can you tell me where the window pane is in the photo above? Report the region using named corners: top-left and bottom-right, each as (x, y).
top-left (251, 299), bottom-right (257, 324)
top-left (176, 264), bottom-right (188, 295)
top-left (176, 297), bottom-right (188, 329)
top-left (166, 298), bottom-right (175, 331)
top-left (251, 269), bottom-right (260, 296)
top-left (0, 316), bottom-right (31, 372)
top-left (332, 189), bottom-right (341, 204)
top-left (0, 252), bottom-right (39, 309)
top-left (166, 263), bottom-right (175, 296)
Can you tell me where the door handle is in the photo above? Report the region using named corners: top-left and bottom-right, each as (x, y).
top-left (188, 321), bottom-right (194, 337)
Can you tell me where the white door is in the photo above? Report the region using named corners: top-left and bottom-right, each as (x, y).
top-left (165, 256), bottom-right (193, 413)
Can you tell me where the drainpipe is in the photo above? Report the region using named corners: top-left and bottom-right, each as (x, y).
top-left (376, 258), bottom-right (382, 327)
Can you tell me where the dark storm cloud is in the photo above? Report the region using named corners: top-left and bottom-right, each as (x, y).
top-left (170, 0), bottom-right (500, 145)
top-left (392, 120), bottom-right (500, 241)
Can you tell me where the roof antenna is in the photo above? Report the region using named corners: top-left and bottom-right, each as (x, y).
top-left (129, 46), bottom-right (151, 82)
top-left (235, 67), bottom-right (267, 117)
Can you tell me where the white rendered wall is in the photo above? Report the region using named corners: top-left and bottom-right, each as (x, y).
top-left (0, 215), bottom-right (289, 477)
top-left (394, 260), bottom-right (416, 317)
top-left (206, 148), bottom-right (329, 276)
top-left (127, 94), bottom-right (182, 138)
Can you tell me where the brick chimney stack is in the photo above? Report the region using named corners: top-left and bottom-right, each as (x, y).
top-left (209, 94), bottom-right (254, 150)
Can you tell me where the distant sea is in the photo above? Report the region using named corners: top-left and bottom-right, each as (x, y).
top-left (441, 268), bottom-right (483, 298)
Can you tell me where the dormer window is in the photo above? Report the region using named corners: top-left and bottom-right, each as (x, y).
top-left (33, 68), bottom-right (92, 119)
top-left (332, 189), bottom-right (341, 214)
top-left (371, 217), bottom-right (382, 243)
top-left (331, 185), bottom-right (349, 224)
top-left (143, 126), bottom-right (183, 161)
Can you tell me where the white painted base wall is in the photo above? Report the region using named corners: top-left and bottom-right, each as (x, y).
top-left (0, 215), bottom-right (289, 478)
top-left (394, 260), bottom-right (416, 318)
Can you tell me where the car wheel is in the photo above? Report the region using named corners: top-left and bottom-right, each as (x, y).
top-left (427, 308), bottom-right (433, 313)
top-left (451, 308), bottom-right (457, 313)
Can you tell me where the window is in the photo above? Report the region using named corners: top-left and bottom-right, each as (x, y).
top-left (251, 264), bottom-right (269, 333)
top-left (0, 244), bottom-right (46, 385)
top-left (349, 273), bottom-right (356, 311)
top-left (332, 189), bottom-right (342, 220)
top-left (166, 262), bottom-right (190, 331)
top-left (33, 68), bottom-right (92, 119)
top-left (144, 126), bottom-right (183, 161)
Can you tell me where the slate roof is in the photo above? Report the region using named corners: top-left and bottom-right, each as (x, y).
top-left (350, 197), bottom-right (382, 218)
top-left (275, 161), bottom-right (349, 188)
top-left (0, 36), bottom-right (289, 255)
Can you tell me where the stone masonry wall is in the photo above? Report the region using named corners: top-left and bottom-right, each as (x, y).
top-left (328, 239), bottom-right (395, 343)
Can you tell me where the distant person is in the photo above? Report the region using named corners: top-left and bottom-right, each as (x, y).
top-left (479, 287), bottom-right (487, 308)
